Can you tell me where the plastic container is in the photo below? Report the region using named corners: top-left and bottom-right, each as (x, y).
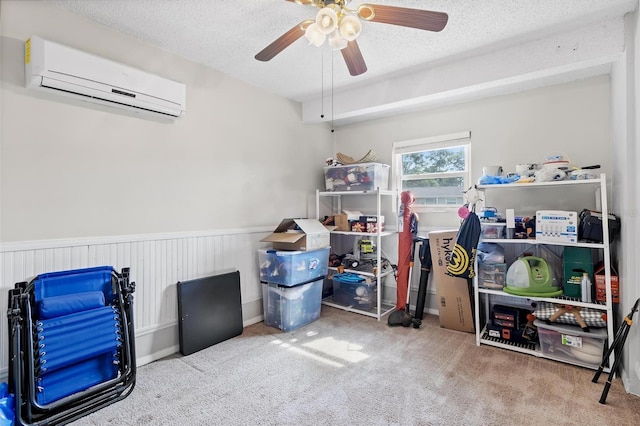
top-left (322, 277), bottom-right (334, 299)
top-left (332, 273), bottom-right (377, 310)
top-left (534, 320), bottom-right (607, 370)
top-left (262, 279), bottom-right (323, 332)
top-left (323, 163), bottom-right (390, 192)
top-left (478, 263), bottom-right (507, 289)
top-left (480, 223), bottom-right (506, 239)
top-left (258, 247), bottom-right (329, 286)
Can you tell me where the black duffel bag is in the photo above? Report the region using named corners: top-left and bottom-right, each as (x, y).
top-left (579, 209), bottom-right (620, 243)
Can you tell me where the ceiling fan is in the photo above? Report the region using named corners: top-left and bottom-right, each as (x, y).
top-left (255, 0), bottom-right (448, 76)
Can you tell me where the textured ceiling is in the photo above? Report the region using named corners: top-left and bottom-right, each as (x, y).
top-left (47, 0), bottom-right (637, 103)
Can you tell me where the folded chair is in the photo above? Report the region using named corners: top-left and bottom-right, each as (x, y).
top-left (7, 266), bottom-right (136, 425)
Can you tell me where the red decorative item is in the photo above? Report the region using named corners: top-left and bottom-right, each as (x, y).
top-left (352, 222), bottom-right (365, 233)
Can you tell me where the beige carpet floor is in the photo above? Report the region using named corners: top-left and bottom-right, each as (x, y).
top-left (72, 306), bottom-right (640, 425)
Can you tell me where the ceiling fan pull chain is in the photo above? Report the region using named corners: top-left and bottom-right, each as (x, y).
top-left (331, 51), bottom-right (335, 133)
top-left (320, 46), bottom-right (325, 119)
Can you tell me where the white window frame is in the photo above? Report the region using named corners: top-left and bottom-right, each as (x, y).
top-left (392, 131), bottom-right (471, 212)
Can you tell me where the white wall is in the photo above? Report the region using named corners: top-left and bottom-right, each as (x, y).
top-left (627, 6), bottom-right (640, 398)
top-left (0, 0), bottom-right (332, 243)
top-left (333, 76), bottom-right (612, 228)
top-left (610, 9), bottom-right (640, 397)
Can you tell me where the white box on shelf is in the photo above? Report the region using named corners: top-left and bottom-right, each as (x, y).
top-left (535, 210), bottom-right (578, 243)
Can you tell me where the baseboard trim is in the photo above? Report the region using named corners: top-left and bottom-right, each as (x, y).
top-left (137, 345), bottom-right (180, 367)
top-left (244, 315), bottom-right (264, 327)
top-left (136, 317), bottom-right (264, 367)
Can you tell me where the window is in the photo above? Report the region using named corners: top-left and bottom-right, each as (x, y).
top-left (393, 132), bottom-right (471, 210)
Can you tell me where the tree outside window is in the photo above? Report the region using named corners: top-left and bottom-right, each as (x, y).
top-left (399, 145), bottom-right (468, 208)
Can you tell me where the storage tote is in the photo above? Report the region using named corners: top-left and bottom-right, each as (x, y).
top-left (534, 319), bottom-right (607, 370)
top-left (323, 163), bottom-right (389, 192)
top-left (258, 247), bottom-right (329, 286)
top-left (332, 272), bottom-right (377, 310)
top-left (262, 279), bottom-right (323, 332)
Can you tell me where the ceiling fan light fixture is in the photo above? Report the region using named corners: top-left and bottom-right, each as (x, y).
top-left (339, 14), bottom-right (362, 41)
top-left (328, 30), bottom-right (348, 50)
top-left (315, 7), bottom-right (338, 34)
top-left (356, 4), bottom-right (375, 21)
top-left (305, 23), bottom-right (327, 47)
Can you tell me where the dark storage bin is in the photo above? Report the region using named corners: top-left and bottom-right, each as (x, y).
top-left (578, 209), bottom-right (620, 243)
top-left (332, 273), bottom-right (377, 310)
top-left (491, 304), bottom-right (529, 329)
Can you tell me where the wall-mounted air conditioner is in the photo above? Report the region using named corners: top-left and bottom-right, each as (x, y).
top-left (25, 35), bottom-right (186, 119)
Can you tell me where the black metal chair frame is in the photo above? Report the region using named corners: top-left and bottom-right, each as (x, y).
top-left (7, 267), bottom-right (136, 425)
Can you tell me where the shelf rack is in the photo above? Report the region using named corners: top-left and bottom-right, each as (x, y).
top-left (316, 188), bottom-right (398, 320)
top-left (473, 174), bottom-right (615, 371)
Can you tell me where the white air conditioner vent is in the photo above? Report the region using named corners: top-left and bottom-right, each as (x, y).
top-left (25, 35), bottom-right (186, 119)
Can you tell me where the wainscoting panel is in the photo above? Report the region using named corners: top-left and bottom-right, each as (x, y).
top-left (0, 227), bottom-right (272, 376)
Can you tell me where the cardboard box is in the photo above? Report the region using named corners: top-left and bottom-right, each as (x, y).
top-left (333, 214), bottom-right (350, 232)
top-left (428, 230), bottom-right (475, 333)
top-left (536, 210), bottom-right (578, 243)
top-left (261, 218), bottom-right (330, 251)
top-left (595, 262), bottom-right (620, 303)
top-left (342, 210), bottom-right (364, 221)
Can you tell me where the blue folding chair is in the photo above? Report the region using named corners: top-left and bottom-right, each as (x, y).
top-left (7, 266), bottom-right (136, 425)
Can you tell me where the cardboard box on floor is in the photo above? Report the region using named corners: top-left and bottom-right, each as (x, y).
top-left (428, 230), bottom-right (475, 333)
top-left (261, 218), bottom-right (332, 251)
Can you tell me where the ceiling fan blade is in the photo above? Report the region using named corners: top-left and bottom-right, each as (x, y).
top-left (255, 20), bottom-right (313, 62)
top-left (341, 40), bottom-right (367, 76)
top-left (362, 4), bottom-right (448, 32)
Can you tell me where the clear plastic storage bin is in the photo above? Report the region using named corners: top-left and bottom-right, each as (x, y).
top-left (480, 223), bottom-right (506, 239)
top-left (478, 263), bottom-right (507, 289)
top-left (534, 319), bottom-right (607, 370)
top-left (258, 247), bottom-right (329, 286)
top-left (262, 279), bottom-right (323, 332)
top-left (323, 163), bottom-right (390, 192)
top-left (332, 273), bottom-right (377, 310)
